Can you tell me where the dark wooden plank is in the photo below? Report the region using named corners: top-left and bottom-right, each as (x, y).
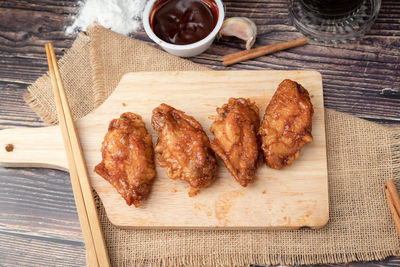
top-left (0, 56), bottom-right (50, 84)
top-left (0, 232), bottom-right (85, 267)
top-left (253, 256), bottom-right (400, 267)
top-left (0, 168), bottom-right (80, 224)
top-left (302, 256), bottom-right (400, 267)
top-left (0, 4), bottom-right (77, 55)
top-left (0, 81), bottom-right (44, 128)
top-left (0, 166), bottom-right (86, 266)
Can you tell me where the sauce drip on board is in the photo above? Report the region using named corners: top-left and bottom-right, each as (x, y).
top-left (150, 0), bottom-right (218, 45)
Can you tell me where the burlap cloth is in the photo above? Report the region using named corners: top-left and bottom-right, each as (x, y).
top-left (24, 25), bottom-right (400, 266)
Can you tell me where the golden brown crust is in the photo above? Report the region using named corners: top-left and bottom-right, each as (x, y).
top-left (94, 112), bottom-right (156, 207)
top-left (259, 79), bottom-right (314, 169)
top-left (210, 98), bottom-right (260, 187)
top-left (152, 104), bottom-right (218, 196)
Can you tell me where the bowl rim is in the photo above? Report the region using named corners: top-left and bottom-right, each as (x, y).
top-left (142, 0), bottom-right (225, 51)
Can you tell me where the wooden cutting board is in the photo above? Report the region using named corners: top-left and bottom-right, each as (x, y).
top-left (0, 70), bottom-right (328, 229)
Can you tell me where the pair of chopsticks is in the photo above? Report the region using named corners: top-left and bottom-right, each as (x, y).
top-left (45, 43), bottom-right (111, 267)
top-left (385, 179), bottom-right (400, 236)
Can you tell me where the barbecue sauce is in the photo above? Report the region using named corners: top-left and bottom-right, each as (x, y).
top-left (150, 0), bottom-right (218, 45)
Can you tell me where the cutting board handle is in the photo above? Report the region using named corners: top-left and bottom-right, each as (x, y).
top-left (0, 126), bottom-right (68, 171)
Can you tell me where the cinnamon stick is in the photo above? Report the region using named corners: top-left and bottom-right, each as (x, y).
top-left (222, 37), bottom-right (308, 66)
top-left (386, 179), bottom-right (400, 215)
top-left (384, 180), bottom-right (400, 236)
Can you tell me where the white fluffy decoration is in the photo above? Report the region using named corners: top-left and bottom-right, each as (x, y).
top-left (66, 0), bottom-right (147, 35)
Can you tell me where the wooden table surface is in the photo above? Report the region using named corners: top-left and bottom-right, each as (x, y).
top-left (0, 0), bottom-right (399, 266)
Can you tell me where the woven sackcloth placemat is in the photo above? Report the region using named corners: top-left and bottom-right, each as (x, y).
top-left (24, 25), bottom-right (400, 266)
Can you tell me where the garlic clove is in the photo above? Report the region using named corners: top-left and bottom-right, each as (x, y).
top-left (218, 17), bottom-right (257, 50)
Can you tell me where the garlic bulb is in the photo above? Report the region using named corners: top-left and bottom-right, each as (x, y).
top-left (218, 17), bottom-right (257, 49)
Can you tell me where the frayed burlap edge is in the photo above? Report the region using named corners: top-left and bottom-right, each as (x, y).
top-left (391, 129), bottom-right (400, 187)
top-left (24, 33), bottom-right (91, 125)
top-left (93, 250), bottom-right (400, 267)
top-left (23, 93), bottom-right (57, 125)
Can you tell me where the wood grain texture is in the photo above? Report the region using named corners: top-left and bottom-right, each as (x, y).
top-left (0, 0), bottom-right (399, 265)
top-left (1, 70), bottom-right (329, 229)
top-left (0, 167), bottom-right (86, 266)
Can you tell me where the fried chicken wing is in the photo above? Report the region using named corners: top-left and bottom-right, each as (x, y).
top-left (152, 104), bottom-right (217, 196)
top-left (94, 112), bottom-right (156, 207)
top-left (210, 98), bottom-right (260, 187)
top-left (259, 79), bottom-right (314, 169)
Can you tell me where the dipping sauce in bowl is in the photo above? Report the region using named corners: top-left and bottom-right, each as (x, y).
top-left (143, 0), bottom-right (224, 57)
top-left (149, 0), bottom-right (219, 45)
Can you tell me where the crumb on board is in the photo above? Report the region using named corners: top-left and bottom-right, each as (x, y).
top-left (122, 102), bottom-right (127, 107)
top-left (262, 190), bottom-right (267, 194)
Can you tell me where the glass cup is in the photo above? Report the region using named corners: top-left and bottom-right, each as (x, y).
top-left (288, 0), bottom-right (381, 43)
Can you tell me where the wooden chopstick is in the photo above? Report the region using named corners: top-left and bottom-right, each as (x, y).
top-left (46, 45), bottom-right (109, 265)
top-left (45, 43), bottom-right (111, 267)
top-left (385, 179), bottom-right (400, 237)
top-left (45, 44), bottom-right (99, 267)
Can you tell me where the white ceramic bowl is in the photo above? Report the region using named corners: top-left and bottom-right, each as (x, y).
top-left (143, 0), bottom-right (225, 57)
